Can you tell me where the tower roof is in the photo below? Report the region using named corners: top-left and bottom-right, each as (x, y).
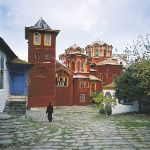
top-left (33, 17), bottom-right (51, 29)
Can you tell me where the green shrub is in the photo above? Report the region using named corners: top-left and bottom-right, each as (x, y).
top-left (90, 92), bottom-right (116, 115)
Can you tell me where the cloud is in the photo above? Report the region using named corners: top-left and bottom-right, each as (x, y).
top-left (0, 0), bottom-right (150, 60)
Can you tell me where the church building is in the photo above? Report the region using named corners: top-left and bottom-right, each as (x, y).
top-left (25, 18), bottom-right (123, 108)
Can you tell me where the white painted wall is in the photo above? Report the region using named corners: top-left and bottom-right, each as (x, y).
top-left (0, 51), bottom-right (9, 112)
top-left (103, 89), bottom-right (139, 114)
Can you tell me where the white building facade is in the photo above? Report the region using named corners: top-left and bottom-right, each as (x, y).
top-left (102, 82), bottom-right (139, 114)
top-left (0, 51), bottom-right (9, 112)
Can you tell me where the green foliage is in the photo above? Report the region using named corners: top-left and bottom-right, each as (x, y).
top-left (114, 60), bottom-right (150, 104)
top-left (90, 92), bottom-right (116, 115)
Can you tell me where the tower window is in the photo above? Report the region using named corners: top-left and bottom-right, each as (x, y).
top-left (80, 92), bottom-right (85, 102)
top-left (34, 33), bottom-right (41, 45)
top-left (35, 53), bottom-right (40, 59)
top-left (45, 54), bottom-right (50, 60)
top-left (44, 34), bottom-right (51, 46)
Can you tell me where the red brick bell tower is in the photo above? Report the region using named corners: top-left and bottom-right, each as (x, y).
top-left (25, 17), bottom-right (60, 108)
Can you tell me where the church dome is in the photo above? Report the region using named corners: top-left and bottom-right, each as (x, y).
top-left (91, 40), bottom-right (105, 46)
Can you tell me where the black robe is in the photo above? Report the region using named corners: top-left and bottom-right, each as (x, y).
top-left (46, 105), bottom-right (53, 121)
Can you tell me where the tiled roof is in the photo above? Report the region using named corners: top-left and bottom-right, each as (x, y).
top-left (33, 17), bottom-right (51, 29)
top-left (89, 75), bottom-right (101, 81)
top-left (96, 58), bottom-right (120, 66)
top-left (90, 68), bottom-right (97, 72)
top-left (73, 75), bottom-right (90, 79)
top-left (0, 37), bottom-right (17, 60)
top-left (56, 60), bottom-right (73, 73)
top-left (102, 81), bottom-right (115, 89)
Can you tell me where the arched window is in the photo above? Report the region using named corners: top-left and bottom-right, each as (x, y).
top-left (96, 50), bottom-right (98, 56)
top-left (34, 33), bottom-right (41, 44)
top-left (77, 61), bottom-right (80, 72)
top-left (59, 78), bottom-right (63, 87)
top-left (1, 56), bottom-right (4, 69)
top-left (81, 62), bottom-right (84, 69)
top-left (35, 53), bottom-right (40, 59)
top-left (45, 34), bottom-right (51, 46)
top-left (46, 34), bottom-right (50, 44)
top-left (45, 54), bottom-right (50, 60)
top-left (101, 74), bottom-right (105, 84)
top-left (80, 92), bottom-right (85, 102)
top-left (71, 61), bottom-right (75, 71)
top-left (64, 78), bottom-right (68, 87)
top-left (106, 92), bottom-right (112, 99)
top-left (36, 68), bottom-right (47, 77)
top-left (104, 50), bottom-right (106, 57)
top-left (81, 82), bottom-right (85, 88)
top-left (89, 51), bottom-right (91, 57)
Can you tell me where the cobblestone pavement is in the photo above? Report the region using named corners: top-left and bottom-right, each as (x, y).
top-left (0, 106), bottom-right (150, 150)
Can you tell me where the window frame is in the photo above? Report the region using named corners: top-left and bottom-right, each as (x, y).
top-left (44, 34), bottom-right (51, 46)
top-left (34, 32), bottom-right (41, 45)
top-left (35, 53), bottom-right (40, 59)
top-left (81, 82), bottom-right (85, 88)
top-left (101, 74), bottom-right (105, 84)
top-left (95, 50), bottom-right (98, 56)
top-left (80, 92), bottom-right (85, 102)
top-left (45, 53), bottom-right (50, 60)
top-left (81, 62), bottom-right (84, 69)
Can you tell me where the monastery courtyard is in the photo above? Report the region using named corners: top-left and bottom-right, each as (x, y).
top-left (0, 106), bottom-right (150, 150)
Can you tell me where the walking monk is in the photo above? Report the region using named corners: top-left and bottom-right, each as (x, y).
top-left (46, 102), bottom-right (53, 122)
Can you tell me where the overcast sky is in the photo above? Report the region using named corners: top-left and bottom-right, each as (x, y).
top-left (0, 0), bottom-right (150, 61)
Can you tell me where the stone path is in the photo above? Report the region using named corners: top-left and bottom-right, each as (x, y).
top-left (0, 106), bottom-right (150, 150)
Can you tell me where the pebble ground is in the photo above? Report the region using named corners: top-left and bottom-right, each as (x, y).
top-left (0, 105), bottom-right (150, 150)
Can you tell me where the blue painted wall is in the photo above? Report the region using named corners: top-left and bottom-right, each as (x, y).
top-left (9, 71), bottom-right (27, 95)
top-left (7, 62), bottom-right (33, 96)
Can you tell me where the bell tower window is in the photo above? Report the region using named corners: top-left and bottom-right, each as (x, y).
top-left (34, 33), bottom-right (41, 45)
top-left (44, 34), bottom-right (51, 46)
top-left (45, 54), bottom-right (50, 60)
top-left (35, 53), bottom-right (40, 59)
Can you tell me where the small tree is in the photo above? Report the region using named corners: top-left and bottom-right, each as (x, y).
top-left (90, 92), bottom-right (116, 115)
top-left (114, 35), bottom-right (150, 113)
top-left (114, 60), bottom-right (150, 112)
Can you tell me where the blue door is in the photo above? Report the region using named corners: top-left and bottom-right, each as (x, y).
top-left (9, 72), bottom-right (27, 95)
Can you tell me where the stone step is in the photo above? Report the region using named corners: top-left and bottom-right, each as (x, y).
top-left (4, 96), bottom-right (27, 115)
top-left (7, 95), bottom-right (27, 101)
